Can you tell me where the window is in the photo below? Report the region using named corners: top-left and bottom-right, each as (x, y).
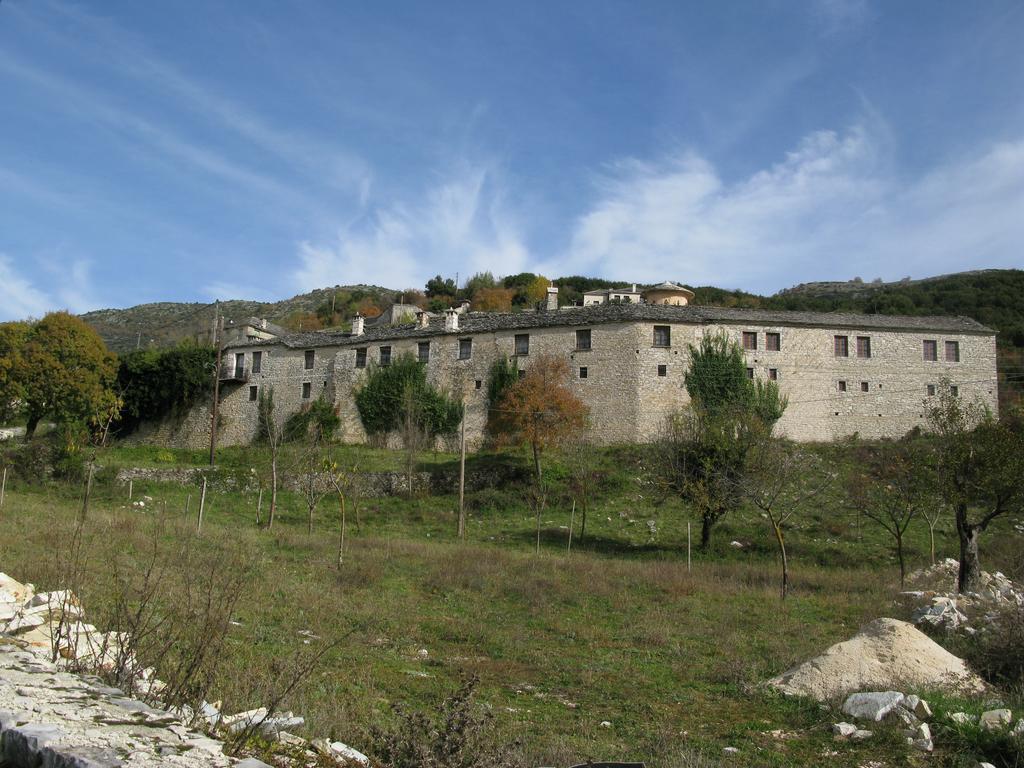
top-left (579, 366), bottom-right (588, 379)
top-left (768, 368), bottom-right (778, 381)
top-left (945, 341), bottom-right (960, 362)
top-left (355, 348), bottom-right (367, 368)
top-left (459, 338), bottom-right (472, 360)
top-left (834, 335), bottom-right (849, 357)
top-left (657, 364), bottom-right (667, 377)
top-left (234, 352), bottom-right (245, 378)
top-left (304, 350), bottom-right (315, 369)
top-left (927, 384), bottom-right (936, 396)
top-left (575, 329), bottom-right (591, 351)
top-left (249, 385), bottom-right (258, 401)
top-left (950, 385), bottom-right (959, 397)
top-left (838, 380), bottom-right (847, 392)
top-left (653, 325), bottom-right (671, 347)
top-left (857, 336), bottom-right (871, 359)
top-left (475, 379), bottom-right (482, 390)
top-left (923, 340), bottom-right (937, 361)
top-left (514, 334), bottom-right (530, 356)
top-left (860, 381), bottom-right (869, 392)
top-left (418, 341), bottom-right (430, 363)
top-left (746, 367), bottom-right (754, 379)
top-left (742, 331), bottom-right (758, 351)
top-left (301, 382), bottom-right (311, 399)
top-left (766, 332), bottom-right (781, 352)
top-left (252, 351), bottom-right (262, 374)
top-left (379, 346), bottom-right (391, 366)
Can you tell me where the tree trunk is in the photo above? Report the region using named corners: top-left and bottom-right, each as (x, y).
top-left (928, 519), bottom-right (937, 565)
top-left (957, 513), bottom-right (983, 593)
top-left (579, 497), bottom-right (588, 544)
top-left (773, 521), bottom-right (789, 600)
top-left (308, 504), bottom-right (314, 535)
top-left (268, 454), bottom-right (278, 530)
top-left (896, 530), bottom-right (906, 588)
top-left (25, 414), bottom-right (40, 439)
top-left (337, 495), bottom-right (346, 567)
top-left (532, 441), bottom-right (542, 483)
top-left (700, 515), bottom-right (712, 550)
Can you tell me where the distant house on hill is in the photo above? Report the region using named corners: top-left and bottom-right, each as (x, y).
top-left (137, 277), bottom-right (999, 452)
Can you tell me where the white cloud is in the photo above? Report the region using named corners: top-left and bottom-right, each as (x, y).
top-left (293, 164), bottom-right (530, 291)
top-left (0, 255), bottom-right (51, 321)
top-left (545, 125), bottom-right (1024, 292)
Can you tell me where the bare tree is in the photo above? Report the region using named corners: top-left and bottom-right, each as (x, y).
top-left (298, 429), bottom-right (332, 536)
top-left (733, 437), bottom-right (830, 599)
top-left (847, 440), bottom-right (935, 586)
top-left (326, 452), bottom-right (362, 567)
top-left (399, 383), bottom-right (428, 499)
top-left (564, 437), bottom-right (600, 545)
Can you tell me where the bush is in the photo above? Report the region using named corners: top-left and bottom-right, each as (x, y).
top-left (283, 397), bottom-right (340, 443)
top-left (949, 604), bottom-right (1024, 689)
top-left (116, 344), bottom-right (215, 435)
top-left (371, 676), bottom-right (521, 768)
top-left (5, 440), bottom-right (53, 484)
top-left (355, 355), bottom-right (462, 439)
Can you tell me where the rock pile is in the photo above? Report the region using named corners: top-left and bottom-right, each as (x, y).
top-left (832, 691), bottom-right (935, 751)
top-left (1, 572), bottom-right (369, 767)
top-left (767, 617), bottom-right (986, 701)
top-left (901, 558), bottom-right (1024, 633)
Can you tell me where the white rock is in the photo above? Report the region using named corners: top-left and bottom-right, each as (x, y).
top-left (1010, 719), bottom-right (1024, 737)
top-left (330, 741), bottom-right (371, 766)
top-left (599, 720), bottom-right (612, 728)
top-left (729, 541), bottom-right (744, 549)
top-left (842, 691), bottom-right (905, 722)
top-left (916, 723), bottom-right (931, 741)
top-left (850, 729), bottom-right (873, 740)
top-left (888, 705), bottom-right (919, 728)
top-left (912, 737), bottom-right (933, 752)
top-left (979, 709), bottom-right (1012, 731)
top-left (903, 694), bottom-right (920, 711)
top-left (722, 746), bottom-right (740, 756)
top-left (949, 712), bottom-right (976, 725)
top-left (913, 698), bottom-right (933, 719)
top-left (978, 763), bottom-right (997, 768)
top-left (832, 722), bottom-right (857, 737)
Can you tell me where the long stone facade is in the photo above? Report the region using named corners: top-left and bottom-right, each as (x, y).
top-left (187, 302), bottom-right (997, 449)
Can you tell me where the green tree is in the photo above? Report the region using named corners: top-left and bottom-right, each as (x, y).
top-left (657, 332), bottom-right (788, 549)
top-left (116, 344), bottom-right (215, 435)
top-left (425, 275), bottom-right (458, 298)
top-left (355, 354), bottom-right (462, 440)
top-left (0, 321), bottom-right (30, 424)
top-left (19, 312), bottom-right (118, 438)
top-left (927, 389), bottom-right (1024, 592)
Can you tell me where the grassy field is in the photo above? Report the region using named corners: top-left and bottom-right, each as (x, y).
top-left (1, 442), bottom-right (1022, 767)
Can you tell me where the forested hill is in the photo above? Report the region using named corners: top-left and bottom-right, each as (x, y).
top-left (688, 270), bottom-right (1024, 348)
top-left (79, 269), bottom-right (1024, 355)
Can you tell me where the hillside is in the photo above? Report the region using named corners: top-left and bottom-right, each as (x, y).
top-left (81, 270), bottom-right (1024, 354)
top-left (81, 285), bottom-right (396, 353)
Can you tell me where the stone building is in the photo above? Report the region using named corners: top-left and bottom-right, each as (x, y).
top-left (178, 288), bottom-right (997, 450)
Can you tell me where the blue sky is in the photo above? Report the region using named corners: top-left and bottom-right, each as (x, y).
top-left (1, 0), bottom-right (1023, 320)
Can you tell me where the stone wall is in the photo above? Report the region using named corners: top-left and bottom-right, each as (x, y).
top-left (163, 317), bottom-right (998, 449)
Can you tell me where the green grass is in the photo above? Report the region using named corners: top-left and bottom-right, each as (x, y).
top-left (0, 443), bottom-right (1022, 768)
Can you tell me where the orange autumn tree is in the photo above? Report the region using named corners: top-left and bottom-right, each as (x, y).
top-left (493, 354), bottom-right (588, 483)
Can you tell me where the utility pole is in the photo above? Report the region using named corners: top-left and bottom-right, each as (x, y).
top-left (209, 303), bottom-right (223, 466)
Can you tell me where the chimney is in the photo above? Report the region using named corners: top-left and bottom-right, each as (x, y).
top-left (458, 300), bottom-right (471, 314)
top-left (416, 311), bottom-right (430, 329)
top-left (444, 308), bottom-right (459, 332)
top-left (631, 284), bottom-right (636, 293)
top-left (351, 314), bottom-right (364, 336)
top-left (545, 285), bottom-right (559, 311)
top-left (260, 318), bottom-right (268, 329)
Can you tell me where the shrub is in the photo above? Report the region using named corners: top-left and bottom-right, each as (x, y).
top-left (371, 676), bottom-right (521, 768)
top-left (116, 344), bottom-right (215, 435)
top-left (355, 355), bottom-right (462, 439)
top-left (949, 604), bottom-right (1024, 689)
top-left (283, 397), bottom-right (340, 442)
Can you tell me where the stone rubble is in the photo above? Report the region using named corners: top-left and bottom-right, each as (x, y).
top-left (902, 558), bottom-right (1024, 633)
top-left (833, 690), bottom-right (937, 752)
top-left (0, 572), bottom-right (370, 768)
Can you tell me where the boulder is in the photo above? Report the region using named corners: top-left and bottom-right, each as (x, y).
top-left (949, 712), bottom-right (976, 725)
top-left (842, 691), bottom-right (904, 722)
top-left (768, 618), bottom-right (986, 701)
top-left (330, 741), bottom-right (370, 766)
top-left (850, 729), bottom-right (873, 740)
top-left (979, 709), bottom-right (1012, 731)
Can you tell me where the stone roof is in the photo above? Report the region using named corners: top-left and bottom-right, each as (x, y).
top-left (229, 303), bottom-right (994, 350)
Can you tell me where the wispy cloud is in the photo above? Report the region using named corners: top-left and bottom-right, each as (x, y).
top-left (0, 255), bottom-right (51, 321)
top-left (293, 163), bottom-right (529, 291)
top-left (545, 124), bottom-right (1024, 292)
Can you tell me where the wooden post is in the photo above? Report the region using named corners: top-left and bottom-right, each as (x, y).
top-left (567, 499), bottom-right (575, 554)
top-left (337, 495), bottom-right (346, 567)
top-left (687, 522), bottom-right (691, 573)
top-left (80, 464), bottom-right (94, 521)
top-left (197, 477), bottom-right (207, 533)
top-left (0, 466), bottom-right (7, 511)
top-left (185, 493), bottom-right (191, 517)
top-left (209, 309), bottom-right (223, 466)
top-left (128, 479), bottom-right (133, 501)
top-left (256, 487), bottom-right (264, 526)
top-left (457, 406), bottom-right (466, 540)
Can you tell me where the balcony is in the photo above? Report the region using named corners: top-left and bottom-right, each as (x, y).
top-left (219, 363), bottom-right (250, 383)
